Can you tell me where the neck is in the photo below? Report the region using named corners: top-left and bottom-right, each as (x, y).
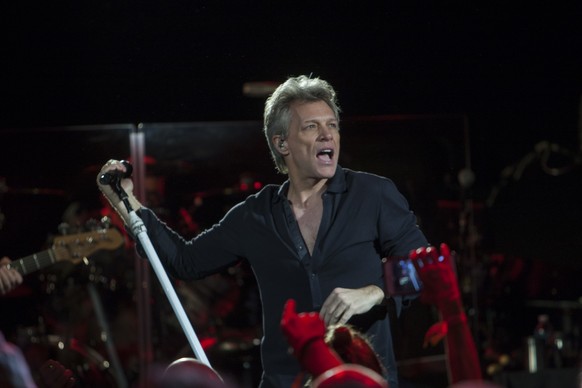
top-left (287, 178), bottom-right (327, 208)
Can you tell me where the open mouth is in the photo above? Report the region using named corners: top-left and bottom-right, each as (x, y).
top-left (316, 148), bottom-right (335, 162)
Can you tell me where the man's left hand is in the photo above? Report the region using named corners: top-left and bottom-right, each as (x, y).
top-left (320, 285), bottom-right (384, 325)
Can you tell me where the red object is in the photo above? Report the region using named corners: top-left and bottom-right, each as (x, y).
top-left (281, 299), bottom-right (343, 377)
top-left (410, 243), bottom-right (483, 384)
top-left (161, 357), bottom-right (224, 387)
top-left (409, 244), bottom-right (460, 309)
top-left (311, 364), bottom-right (388, 388)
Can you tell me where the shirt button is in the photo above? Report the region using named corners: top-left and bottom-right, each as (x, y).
top-left (298, 246), bottom-right (303, 250)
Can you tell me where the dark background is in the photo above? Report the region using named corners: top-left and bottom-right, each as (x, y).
top-left (1, 3), bottom-right (580, 136)
top-left (1, 2), bottom-right (581, 386)
top-left (1, 2), bottom-right (581, 205)
top-left (1, 2), bottom-right (581, 173)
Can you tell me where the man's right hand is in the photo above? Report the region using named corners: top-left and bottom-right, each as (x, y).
top-left (0, 256), bottom-right (23, 295)
top-left (96, 159), bottom-right (142, 224)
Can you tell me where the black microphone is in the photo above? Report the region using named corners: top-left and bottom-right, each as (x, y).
top-left (99, 160), bottom-right (133, 185)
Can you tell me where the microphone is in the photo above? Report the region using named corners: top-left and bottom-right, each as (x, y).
top-left (99, 160), bottom-right (133, 185)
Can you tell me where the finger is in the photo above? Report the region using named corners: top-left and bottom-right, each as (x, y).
top-left (15, 271), bottom-right (23, 284)
top-left (322, 304), bottom-right (341, 326)
top-left (415, 247), bottom-right (427, 259)
top-left (440, 243), bottom-right (451, 259)
top-left (105, 159), bottom-right (121, 168)
top-left (97, 160), bottom-right (126, 184)
top-left (8, 269), bottom-right (22, 285)
top-left (284, 299), bottom-right (296, 314)
top-left (320, 307), bottom-right (332, 326)
top-left (334, 301), bottom-right (350, 319)
top-left (100, 165), bottom-right (126, 178)
top-left (0, 271), bottom-right (13, 294)
top-left (328, 295), bottom-right (352, 324)
top-left (282, 299), bottom-right (296, 322)
top-left (410, 248), bottom-right (425, 271)
top-left (320, 291), bottom-right (341, 325)
top-left (337, 306), bottom-right (353, 325)
top-left (425, 246), bottom-right (439, 262)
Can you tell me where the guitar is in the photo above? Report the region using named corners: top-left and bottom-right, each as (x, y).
top-left (2, 228), bottom-right (124, 276)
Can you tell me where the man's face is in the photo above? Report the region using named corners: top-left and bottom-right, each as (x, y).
top-left (284, 100), bottom-right (340, 181)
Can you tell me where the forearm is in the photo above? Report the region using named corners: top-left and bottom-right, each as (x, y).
top-left (136, 208), bottom-right (240, 280)
top-left (440, 300), bottom-right (482, 383)
top-left (108, 192), bottom-right (143, 226)
top-left (299, 338), bottom-right (343, 377)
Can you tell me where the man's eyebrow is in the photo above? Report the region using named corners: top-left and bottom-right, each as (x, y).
top-left (303, 116), bottom-right (337, 123)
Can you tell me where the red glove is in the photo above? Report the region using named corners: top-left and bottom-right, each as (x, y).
top-left (281, 299), bottom-right (326, 357)
top-left (281, 299), bottom-right (342, 377)
top-left (410, 243), bottom-right (460, 310)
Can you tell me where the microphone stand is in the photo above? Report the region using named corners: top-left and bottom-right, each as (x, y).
top-left (110, 179), bottom-right (212, 367)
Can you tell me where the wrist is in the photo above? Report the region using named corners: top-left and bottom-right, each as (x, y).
top-left (445, 312), bottom-right (467, 326)
top-left (300, 339), bottom-right (342, 377)
top-left (126, 193), bottom-right (143, 212)
top-left (368, 285), bottom-right (386, 305)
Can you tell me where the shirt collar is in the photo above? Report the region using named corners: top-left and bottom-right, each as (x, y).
top-left (326, 165), bottom-right (347, 193)
top-left (273, 165), bottom-right (346, 204)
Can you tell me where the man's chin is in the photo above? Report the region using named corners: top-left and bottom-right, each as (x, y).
top-left (318, 163), bottom-right (337, 178)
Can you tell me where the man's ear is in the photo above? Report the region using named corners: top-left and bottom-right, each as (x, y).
top-left (273, 135), bottom-right (288, 155)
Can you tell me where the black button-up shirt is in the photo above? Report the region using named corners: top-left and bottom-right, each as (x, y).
top-left (138, 166), bottom-right (428, 388)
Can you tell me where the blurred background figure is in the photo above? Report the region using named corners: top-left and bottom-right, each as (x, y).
top-left (1, 330), bottom-right (76, 388)
top-left (410, 243), bottom-right (482, 385)
top-left (152, 357), bottom-right (227, 388)
top-left (280, 299), bottom-right (388, 387)
top-left (324, 325), bottom-right (385, 378)
top-left (0, 330), bottom-right (36, 387)
top-left (311, 364), bottom-right (388, 388)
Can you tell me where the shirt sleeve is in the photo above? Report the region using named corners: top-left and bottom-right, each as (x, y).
top-left (377, 178), bottom-right (429, 315)
top-left (377, 177), bottom-right (428, 257)
top-left (135, 205), bottom-right (245, 280)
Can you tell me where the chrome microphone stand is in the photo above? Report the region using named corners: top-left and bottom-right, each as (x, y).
top-left (109, 176), bottom-right (212, 367)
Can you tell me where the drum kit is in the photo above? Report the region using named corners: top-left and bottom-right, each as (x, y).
top-left (0, 180), bottom-right (263, 387)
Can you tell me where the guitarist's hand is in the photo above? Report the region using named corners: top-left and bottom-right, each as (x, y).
top-left (96, 159), bottom-right (143, 224)
top-left (0, 256), bottom-right (22, 295)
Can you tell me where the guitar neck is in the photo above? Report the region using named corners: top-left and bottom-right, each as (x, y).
top-left (9, 249), bottom-right (56, 276)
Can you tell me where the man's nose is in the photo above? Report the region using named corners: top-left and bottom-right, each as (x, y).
top-left (319, 126), bottom-right (333, 140)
